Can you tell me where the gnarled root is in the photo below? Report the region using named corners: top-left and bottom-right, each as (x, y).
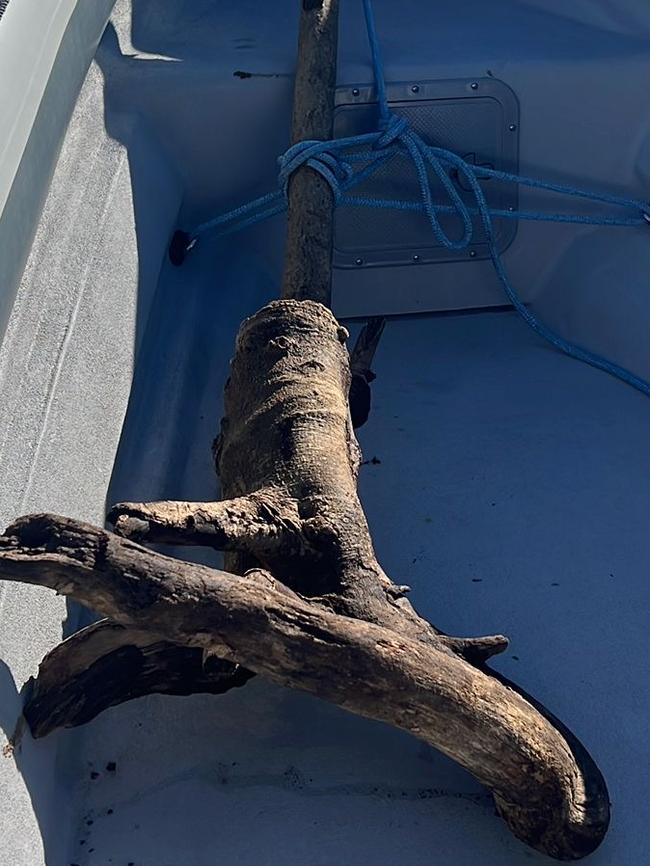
top-left (0, 301), bottom-right (609, 859)
top-left (0, 513), bottom-right (608, 860)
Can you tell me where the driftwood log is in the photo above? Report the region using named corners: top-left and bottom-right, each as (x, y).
top-left (281, 0), bottom-right (340, 304)
top-left (0, 299), bottom-right (609, 858)
top-left (0, 0), bottom-right (609, 860)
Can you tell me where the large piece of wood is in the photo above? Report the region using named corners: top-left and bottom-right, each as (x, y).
top-left (281, 0), bottom-right (340, 305)
top-left (22, 620), bottom-right (252, 738)
top-left (0, 511), bottom-right (609, 861)
top-left (1, 300), bottom-right (609, 859)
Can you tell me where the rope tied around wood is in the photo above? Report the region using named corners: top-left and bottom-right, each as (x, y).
top-left (170, 0), bottom-right (650, 398)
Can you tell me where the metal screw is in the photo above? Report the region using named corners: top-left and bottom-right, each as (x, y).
top-left (469, 250), bottom-right (477, 258)
top-left (411, 85), bottom-right (420, 94)
top-left (355, 257), bottom-right (364, 266)
top-left (508, 123), bottom-right (517, 131)
top-left (412, 254), bottom-right (420, 262)
top-left (352, 88), bottom-right (360, 97)
top-left (507, 205), bottom-right (515, 212)
top-left (470, 82), bottom-right (479, 90)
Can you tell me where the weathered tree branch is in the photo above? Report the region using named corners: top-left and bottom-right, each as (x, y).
top-left (21, 602), bottom-right (505, 740)
top-left (281, 0), bottom-right (340, 304)
top-left (21, 619), bottom-right (251, 738)
top-left (0, 513), bottom-right (608, 860)
top-left (1, 300), bottom-right (609, 858)
top-left (349, 317), bottom-right (386, 429)
top-left (108, 490), bottom-right (307, 557)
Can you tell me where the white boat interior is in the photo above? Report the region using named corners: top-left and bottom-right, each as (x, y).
top-left (1, 1), bottom-right (649, 864)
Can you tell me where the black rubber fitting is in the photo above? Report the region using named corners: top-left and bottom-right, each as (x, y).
top-left (169, 230), bottom-right (193, 266)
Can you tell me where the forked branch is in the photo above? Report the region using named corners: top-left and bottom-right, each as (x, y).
top-left (0, 514), bottom-right (608, 860)
top-left (0, 299), bottom-right (609, 860)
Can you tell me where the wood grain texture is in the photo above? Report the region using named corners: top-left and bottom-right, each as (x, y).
top-left (281, 0), bottom-right (340, 304)
top-left (22, 619), bottom-right (251, 738)
top-left (0, 510), bottom-right (608, 860)
top-left (0, 300), bottom-right (609, 860)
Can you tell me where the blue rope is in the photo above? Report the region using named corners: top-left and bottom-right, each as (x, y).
top-left (182, 0), bottom-right (650, 397)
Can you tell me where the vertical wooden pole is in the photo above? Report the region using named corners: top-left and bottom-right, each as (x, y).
top-left (281, 0), bottom-right (340, 306)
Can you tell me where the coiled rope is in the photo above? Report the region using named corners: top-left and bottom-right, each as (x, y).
top-left (173, 0), bottom-right (650, 396)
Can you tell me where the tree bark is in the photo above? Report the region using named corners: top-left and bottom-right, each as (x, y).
top-left (21, 619), bottom-right (252, 739)
top-left (0, 299), bottom-right (609, 859)
top-left (0, 512), bottom-right (609, 861)
top-left (281, 0), bottom-right (340, 304)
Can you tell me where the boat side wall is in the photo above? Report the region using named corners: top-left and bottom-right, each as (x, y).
top-left (0, 0), bottom-right (116, 342)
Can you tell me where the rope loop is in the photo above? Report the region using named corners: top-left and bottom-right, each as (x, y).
top-left (174, 0), bottom-right (650, 400)
top-left (278, 139), bottom-right (354, 203)
top-left (375, 113), bottom-right (409, 148)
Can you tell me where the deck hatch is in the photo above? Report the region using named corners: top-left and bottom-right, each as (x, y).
top-left (333, 77), bottom-right (520, 268)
